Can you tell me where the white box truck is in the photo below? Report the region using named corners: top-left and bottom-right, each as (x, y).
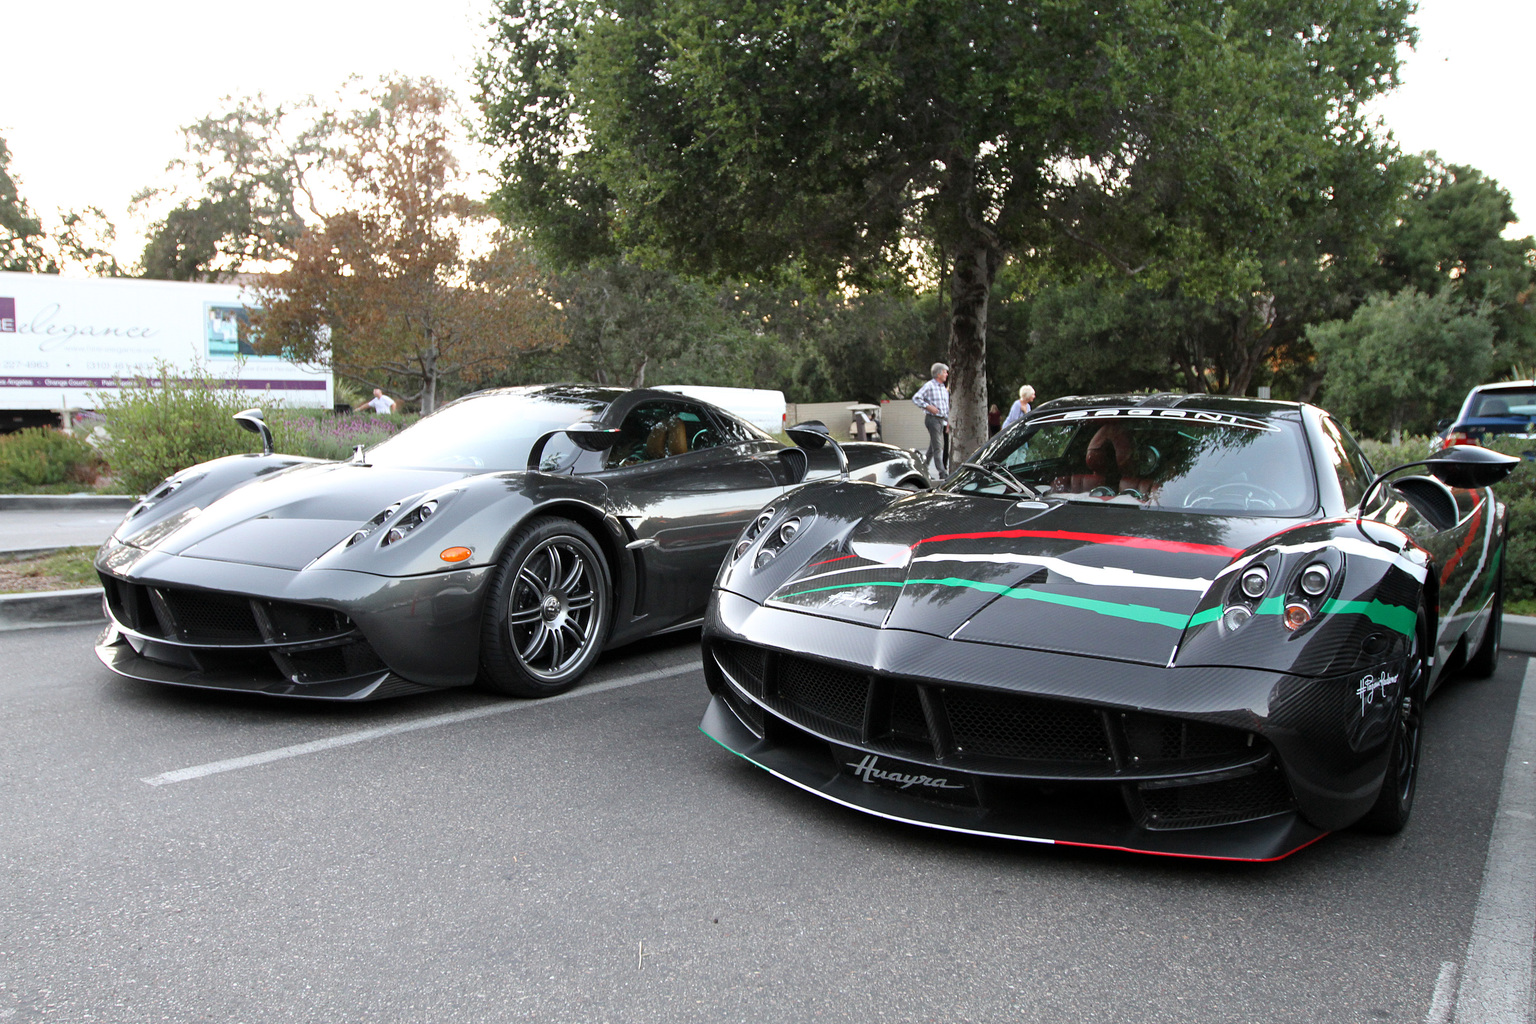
top-left (0, 272), bottom-right (331, 430)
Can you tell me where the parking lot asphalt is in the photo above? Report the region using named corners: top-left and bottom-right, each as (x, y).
top-left (1, 624), bottom-right (1531, 1024)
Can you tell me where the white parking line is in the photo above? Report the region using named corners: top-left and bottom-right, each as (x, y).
top-left (141, 661), bottom-right (700, 787)
top-left (1425, 961), bottom-right (1458, 1024)
top-left (1450, 659), bottom-right (1536, 1023)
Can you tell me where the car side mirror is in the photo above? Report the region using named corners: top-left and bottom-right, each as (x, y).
top-left (1424, 444), bottom-right (1521, 489)
top-left (233, 408), bottom-right (274, 456)
top-left (787, 420), bottom-right (848, 477)
top-left (526, 423), bottom-right (623, 472)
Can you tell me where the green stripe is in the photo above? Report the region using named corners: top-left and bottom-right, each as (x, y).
top-left (1318, 598), bottom-right (1416, 636)
top-left (776, 578), bottom-right (1417, 637)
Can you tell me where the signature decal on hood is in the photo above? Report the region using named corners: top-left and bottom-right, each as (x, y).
top-left (846, 754), bottom-right (966, 790)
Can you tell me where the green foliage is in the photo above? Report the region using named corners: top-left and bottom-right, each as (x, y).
top-left (93, 362), bottom-right (271, 493)
top-left (138, 98), bottom-right (331, 281)
top-left (1310, 289), bottom-right (1494, 440)
top-left (0, 429), bottom-right (100, 487)
top-left (1371, 157), bottom-right (1536, 368)
top-left (1, 136), bottom-right (54, 273)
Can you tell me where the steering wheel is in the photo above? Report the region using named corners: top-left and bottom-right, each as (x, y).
top-left (1184, 481), bottom-right (1286, 510)
top-left (690, 429), bottom-right (711, 450)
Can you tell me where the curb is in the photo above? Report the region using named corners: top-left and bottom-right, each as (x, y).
top-left (0, 494), bottom-right (136, 510)
top-left (1502, 614), bottom-right (1536, 657)
top-left (0, 587), bottom-right (104, 631)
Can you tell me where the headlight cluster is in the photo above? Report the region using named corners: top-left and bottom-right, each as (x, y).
top-left (345, 498), bottom-right (440, 549)
top-left (1221, 552), bottom-right (1339, 634)
top-left (732, 505), bottom-right (815, 570)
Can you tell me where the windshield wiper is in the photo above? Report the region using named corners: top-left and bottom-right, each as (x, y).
top-left (958, 461), bottom-right (1039, 497)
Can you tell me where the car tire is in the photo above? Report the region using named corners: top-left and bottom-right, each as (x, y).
top-left (1464, 562), bottom-right (1503, 680)
top-left (1359, 604), bottom-right (1429, 834)
top-left (478, 517), bottom-right (613, 697)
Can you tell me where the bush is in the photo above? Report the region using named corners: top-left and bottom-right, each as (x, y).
top-left (270, 410), bottom-right (413, 460)
top-left (0, 428), bottom-right (101, 487)
top-left (94, 362), bottom-right (273, 494)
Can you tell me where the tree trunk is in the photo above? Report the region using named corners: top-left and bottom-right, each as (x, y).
top-left (947, 235), bottom-right (994, 466)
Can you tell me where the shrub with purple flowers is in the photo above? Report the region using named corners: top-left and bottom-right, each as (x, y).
top-left (271, 411), bottom-right (416, 460)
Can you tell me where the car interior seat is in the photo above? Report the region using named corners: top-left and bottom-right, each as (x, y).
top-left (666, 417), bottom-right (690, 456)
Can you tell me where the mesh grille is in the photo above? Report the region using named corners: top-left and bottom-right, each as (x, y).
top-left (1122, 714), bottom-right (1253, 763)
top-left (777, 656), bottom-right (868, 732)
top-left (159, 589), bottom-right (262, 642)
top-left (1137, 767), bottom-right (1294, 830)
top-left (287, 641), bottom-right (385, 683)
top-left (263, 601), bottom-right (353, 641)
top-left (945, 688), bottom-right (1110, 762)
top-left (715, 641), bottom-right (767, 698)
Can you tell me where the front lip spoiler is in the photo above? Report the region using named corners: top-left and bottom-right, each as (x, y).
top-left (95, 626), bottom-right (435, 701)
top-left (700, 696), bottom-right (1328, 862)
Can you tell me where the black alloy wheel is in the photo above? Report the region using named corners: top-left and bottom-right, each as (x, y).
top-left (479, 517), bottom-right (613, 697)
top-left (1360, 604), bottom-right (1429, 834)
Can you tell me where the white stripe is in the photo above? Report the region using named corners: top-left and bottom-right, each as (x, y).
top-left (1425, 961), bottom-right (1459, 1024)
top-left (141, 661), bottom-right (699, 786)
top-left (788, 553), bottom-right (1211, 593)
top-left (910, 552), bottom-right (1211, 592)
top-left (1442, 490), bottom-right (1497, 628)
top-left (1452, 658), bottom-right (1536, 1023)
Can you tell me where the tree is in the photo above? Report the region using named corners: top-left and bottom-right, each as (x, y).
top-left (257, 78), bottom-right (558, 412)
top-left (1309, 288), bottom-right (1494, 441)
top-left (1, 136), bottom-right (53, 273)
top-left (1370, 156), bottom-right (1536, 370)
top-left (137, 98), bottom-right (330, 281)
top-left (478, 0), bottom-right (1414, 460)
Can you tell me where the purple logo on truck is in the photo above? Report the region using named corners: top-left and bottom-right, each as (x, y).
top-left (0, 298), bottom-right (14, 332)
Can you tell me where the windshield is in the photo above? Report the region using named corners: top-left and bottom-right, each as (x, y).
top-left (366, 390), bottom-right (609, 471)
top-left (1470, 389), bottom-right (1536, 419)
top-left (952, 411), bottom-right (1316, 515)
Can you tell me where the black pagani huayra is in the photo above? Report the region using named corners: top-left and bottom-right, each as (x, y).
top-left (700, 395), bottom-right (1517, 860)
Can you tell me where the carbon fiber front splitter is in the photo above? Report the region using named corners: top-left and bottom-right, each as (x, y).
top-left (700, 695), bottom-right (1328, 862)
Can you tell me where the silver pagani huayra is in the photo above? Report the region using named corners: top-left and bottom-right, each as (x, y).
top-left (94, 385), bottom-right (928, 701)
top-left (700, 396), bottom-right (1517, 861)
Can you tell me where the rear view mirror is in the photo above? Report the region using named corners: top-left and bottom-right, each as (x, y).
top-left (233, 408), bottom-right (274, 456)
top-left (1425, 444), bottom-right (1520, 489)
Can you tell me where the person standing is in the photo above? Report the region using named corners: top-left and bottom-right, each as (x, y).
top-left (1002, 384), bottom-right (1036, 430)
top-left (362, 388), bottom-right (396, 414)
top-left (988, 403), bottom-right (1002, 436)
top-left (912, 362), bottom-right (951, 480)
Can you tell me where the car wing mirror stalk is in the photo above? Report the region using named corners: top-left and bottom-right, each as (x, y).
top-left (233, 408), bottom-right (274, 456)
top-left (527, 423), bottom-right (623, 472)
top-left (1356, 444), bottom-right (1519, 536)
top-left (786, 421), bottom-right (848, 478)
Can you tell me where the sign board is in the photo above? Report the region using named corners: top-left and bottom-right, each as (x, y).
top-left (0, 271), bottom-right (332, 411)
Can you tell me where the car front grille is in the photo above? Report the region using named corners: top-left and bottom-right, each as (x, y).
top-left (101, 576), bottom-right (381, 687)
top-left (709, 639), bottom-right (1295, 831)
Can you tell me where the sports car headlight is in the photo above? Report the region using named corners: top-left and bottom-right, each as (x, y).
top-left (733, 507), bottom-right (778, 562)
top-left (378, 500), bottom-right (441, 547)
top-left (126, 470), bottom-right (206, 519)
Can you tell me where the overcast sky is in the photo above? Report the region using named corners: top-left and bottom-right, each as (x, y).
top-left (4, 0), bottom-right (1531, 269)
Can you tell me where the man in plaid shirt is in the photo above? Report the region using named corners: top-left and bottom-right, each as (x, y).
top-left (912, 362), bottom-right (950, 480)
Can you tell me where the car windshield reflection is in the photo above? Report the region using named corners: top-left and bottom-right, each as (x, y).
top-left (366, 391), bottom-right (609, 472)
top-left (952, 413), bottom-right (1316, 515)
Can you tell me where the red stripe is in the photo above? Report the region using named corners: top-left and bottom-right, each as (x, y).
top-left (807, 554), bottom-right (860, 568)
top-left (1440, 494), bottom-right (1485, 586)
top-left (912, 529), bottom-right (1241, 558)
top-left (1054, 831), bottom-right (1329, 863)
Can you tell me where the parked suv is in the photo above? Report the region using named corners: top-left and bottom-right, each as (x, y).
top-left (1436, 380), bottom-right (1536, 450)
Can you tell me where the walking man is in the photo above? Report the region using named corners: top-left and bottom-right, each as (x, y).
top-left (912, 362), bottom-right (950, 480)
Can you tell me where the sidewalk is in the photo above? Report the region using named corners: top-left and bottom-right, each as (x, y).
top-left (0, 493), bottom-right (132, 629)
